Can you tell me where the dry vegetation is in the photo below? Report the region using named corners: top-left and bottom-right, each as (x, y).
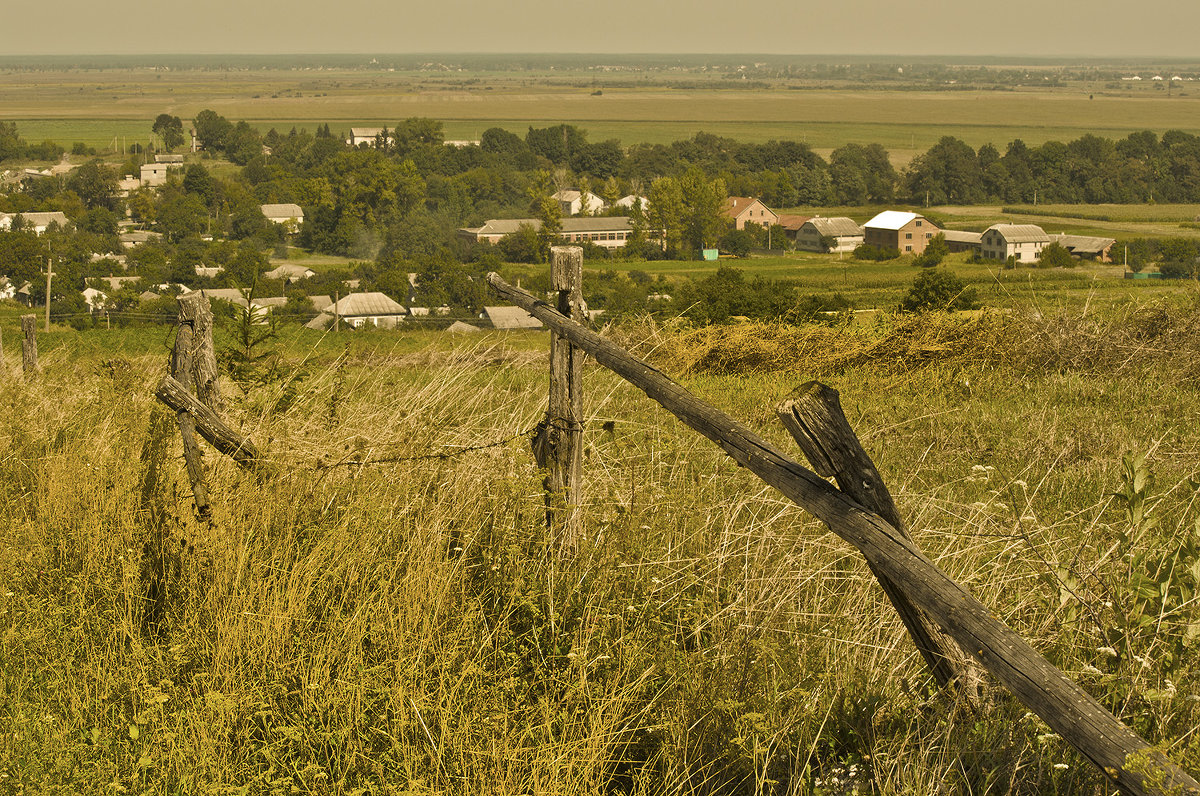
top-left (2, 295), bottom-right (1200, 794)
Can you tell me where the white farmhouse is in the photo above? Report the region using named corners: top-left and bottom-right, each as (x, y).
top-left (980, 224), bottom-right (1050, 263)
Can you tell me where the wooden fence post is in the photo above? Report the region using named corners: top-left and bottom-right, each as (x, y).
top-left (777, 382), bottom-right (984, 703)
top-left (171, 296), bottom-right (212, 520)
top-left (485, 271), bottom-right (1200, 796)
top-left (182, 293), bottom-right (222, 412)
top-left (0, 326), bottom-right (5, 373)
top-left (20, 314), bottom-right (37, 374)
top-left (539, 245), bottom-right (585, 550)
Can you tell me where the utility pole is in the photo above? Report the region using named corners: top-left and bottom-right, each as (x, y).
top-left (44, 256), bottom-right (53, 332)
top-left (333, 290), bottom-right (339, 332)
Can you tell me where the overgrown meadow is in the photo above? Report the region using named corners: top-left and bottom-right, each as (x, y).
top-left (2, 292), bottom-right (1200, 794)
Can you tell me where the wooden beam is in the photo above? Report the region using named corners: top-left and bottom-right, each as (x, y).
top-left (485, 272), bottom-right (1198, 796)
top-left (777, 382), bottom-right (984, 702)
top-left (154, 375), bottom-right (259, 470)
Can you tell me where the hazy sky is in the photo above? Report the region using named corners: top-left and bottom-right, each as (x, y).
top-left (9, 0), bottom-right (1199, 58)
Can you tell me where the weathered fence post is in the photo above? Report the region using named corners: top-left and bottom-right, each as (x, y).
top-left (484, 271), bottom-right (1200, 796)
top-left (537, 245), bottom-right (585, 549)
top-left (184, 292), bottom-right (222, 412)
top-left (20, 314), bottom-right (37, 374)
top-left (777, 382), bottom-right (984, 703)
top-left (171, 295), bottom-right (212, 519)
top-left (0, 326), bottom-right (5, 372)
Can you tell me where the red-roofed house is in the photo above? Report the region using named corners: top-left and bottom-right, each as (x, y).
top-left (722, 197), bottom-right (778, 230)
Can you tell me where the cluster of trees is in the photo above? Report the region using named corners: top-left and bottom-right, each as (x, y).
top-left (0, 122), bottom-right (65, 163)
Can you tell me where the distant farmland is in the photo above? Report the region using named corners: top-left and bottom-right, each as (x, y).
top-left (6, 67), bottom-right (1200, 164)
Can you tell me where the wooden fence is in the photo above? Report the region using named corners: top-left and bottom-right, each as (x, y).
top-left (140, 259), bottom-right (1198, 796)
top-left (488, 248), bottom-right (1199, 796)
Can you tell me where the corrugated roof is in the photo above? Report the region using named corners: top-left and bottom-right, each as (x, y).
top-left (864, 211), bottom-right (921, 230)
top-left (985, 224), bottom-right (1050, 243)
top-left (805, 217), bottom-right (863, 237)
top-left (305, 313), bottom-right (334, 330)
top-left (1049, 233), bottom-right (1115, 254)
top-left (1, 211), bottom-right (69, 228)
top-left (776, 214), bottom-right (812, 231)
top-left (483, 306), bottom-right (542, 329)
top-left (463, 217), bottom-right (634, 236)
top-left (330, 292), bottom-right (407, 317)
top-left (310, 295), bottom-right (333, 311)
top-left (942, 230), bottom-right (983, 244)
top-left (446, 320), bottom-right (481, 333)
top-left (264, 264), bottom-right (314, 280)
top-left (260, 203), bottom-right (304, 219)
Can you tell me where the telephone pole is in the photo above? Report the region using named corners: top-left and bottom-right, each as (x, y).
top-left (44, 257), bottom-right (53, 332)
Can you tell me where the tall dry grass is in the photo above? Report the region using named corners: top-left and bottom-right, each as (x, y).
top-left (2, 302), bottom-right (1199, 794)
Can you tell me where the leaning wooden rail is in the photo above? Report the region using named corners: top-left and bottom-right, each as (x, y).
top-left (155, 375), bottom-right (260, 470)
top-left (485, 272), bottom-right (1198, 796)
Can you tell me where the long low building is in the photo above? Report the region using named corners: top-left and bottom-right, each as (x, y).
top-left (459, 216), bottom-right (637, 249)
top-left (1049, 233), bottom-right (1116, 262)
top-left (795, 216), bottom-right (863, 252)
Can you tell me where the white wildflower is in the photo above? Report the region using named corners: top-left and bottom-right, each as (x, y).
top-left (1082, 664), bottom-right (1103, 675)
top-left (1037, 733), bottom-right (1060, 744)
top-left (1053, 763), bottom-right (1069, 770)
top-left (1097, 646), bottom-right (1118, 658)
top-left (1132, 654), bottom-right (1151, 669)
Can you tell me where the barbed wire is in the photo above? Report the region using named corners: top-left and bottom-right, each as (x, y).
top-left (312, 424), bottom-right (540, 470)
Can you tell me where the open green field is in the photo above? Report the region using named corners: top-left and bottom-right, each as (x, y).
top-left (2, 288), bottom-right (1200, 793)
top-left (6, 67), bottom-right (1200, 162)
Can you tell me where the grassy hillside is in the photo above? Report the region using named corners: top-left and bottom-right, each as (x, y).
top-left (2, 291), bottom-right (1199, 793)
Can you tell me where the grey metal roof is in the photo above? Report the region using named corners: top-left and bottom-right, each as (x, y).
top-left (260, 203), bottom-right (304, 219)
top-left (310, 295), bottom-right (333, 311)
top-left (264, 264), bottom-right (314, 280)
top-left (483, 306), bottom-right (542, 329)
top-left (985, 224), bottom-right (1050, 244)
top-left (446, 320), bottom-right (481, 333)
top-left (463, 217), bottom-right (634, 236)
top-left (330, 292), bottom-right (407, 318)
top-left (942, 230), bottom-right (983, 244)
top-left (1049, 233), bottom-right (1115, 254)
top-left (305, 312), bottom-right (334, 330)
top-left (804, 217), bottom-right (863, 237)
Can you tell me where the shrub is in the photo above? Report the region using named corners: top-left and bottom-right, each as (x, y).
top-left (853, 243), bottom-right (901, 261)
top-left (900, 267), bottom-right (979, 312)
top-left (1037, 241), bottom-right (1075, 269)
top-left (912, 233), bottom-right (948, 268)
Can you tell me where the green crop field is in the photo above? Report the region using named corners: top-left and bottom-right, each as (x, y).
top-left (5, 67), bottom-right (1200, 162)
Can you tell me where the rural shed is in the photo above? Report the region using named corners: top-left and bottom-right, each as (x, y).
top-left (942, 230), bottom-right (983, 254)
top-left (482, 306), bottom-right (542, 330)
top-left (1049, 233), bottom-right (1116, 262)
top-left (795, 217), bottom-right (863, 252)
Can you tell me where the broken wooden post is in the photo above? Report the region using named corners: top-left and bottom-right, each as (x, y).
top-left (485, 271), bottom-right (1199, 796)
top-left (155, 375), bottom-right (260, 470)
top-left (778, 382), bottom-right (983, 702)
top-left (542, 245), bottom-right (585, 549)
top-left (20, 314), bottom-right (37, 374)
top-left (170, 297), bottom-right (212, 520)
top-left (181, 293), bottom-right (222, 412)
